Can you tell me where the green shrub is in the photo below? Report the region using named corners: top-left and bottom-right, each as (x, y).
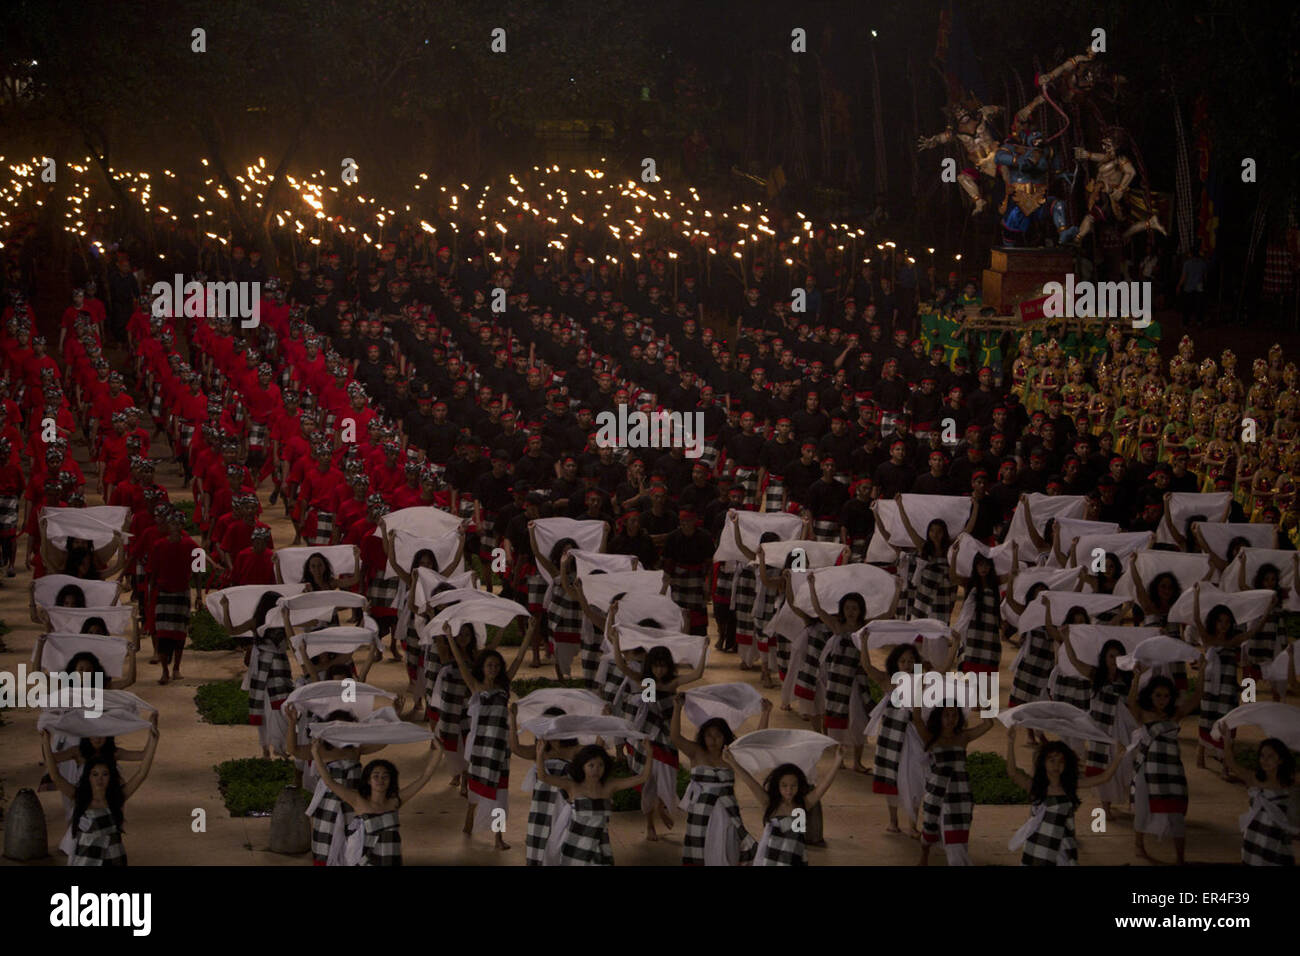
top-left (1232, 744), bottom-right (1260, 772)
top-left (190, 606), bottom-right (237, 651)
top-left (604, 758), bottom-right (691, 812)
top-left (1280, 612), bottom-right (1300, 643)
top-left (511, 675), bottom-right (587, 698)
top-left (967, 751), bottom-right (1029, 804)
top-left (195, 679), bottom-right (250, 725)
top-left (493, 619), bottom-right (524, 647)
top-left (215, 758), bottom-right (296, 816)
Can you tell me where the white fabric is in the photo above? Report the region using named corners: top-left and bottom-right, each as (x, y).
top-left (37, 633), bottom-right (131, 678)
top-left (996, 701), bottom-right (1115, 742)
top-left (312, 707), bottom-right (434, 746)
top-left (1262, 645), bottom-right (1295, 684)
top-left (1016, 592), bottom-right (1127, 633)
top-left (728, 728), bottom-right (837, 783)
top-left (578, 570), bottom-right (666, 611)
top-left (280, 589), bottom-right (366, 612)
top-left (45, 605), bottom-right (134, 636)
top-left (756, 539), bottom-right (844, 569)
top-left (36, 709), bottom-right (151, 738)
top-left (1117, 635), bottom-right (1202, 671)
top-left (949, 534), bottom-right (1015, 578)
top-left (789, 564), bottom-right (897, 619)
top-left (1006, 494), bottom-right (1087, 559)
top-left (1070, 532), bottom-right (1154, 568)
top-left (896, 494), bottom-right (974, 542)
top-left (865, 512), bottom-right (901, 563)
top-left (284, 680), bottom-right (394, 720)
top-left (40, 506), bottom-right (130, 549)
top-left (1222, 549), bottom-right (1300, 610)
top-left (521, 713), bottom-right (647, 741)
top-left (32, 575), bottom-right (121, 610)
top-left (1196, 522), bottom-right (1277, 562)
top-left (290, 626), bottom-right (379, 662)
top-left (611, 593), bottom-right (686, 630)
top-left (713, 510), bottom-right (804, 563)
top-left (411, 567), bottom-right (478, 608)
top-left (427, 593), bottom-right (528, 634)
top-left (682, 683), bottom-right (764, 733)
top-left (1212, 703), bottom-right (1300, 750)
top-left (570, 550), bottom-right (636, 576)
top-left (1002, 567), bottom-right (1083, 627)
top-left (376, 506), bottom-right (463, 541)
top-left (607, 625), bottom-right (707, 668)
top-left (205, 584), bottom-right (308, 634)
top-left (515, 688), bottom-right (607, 728)
top-left (1168, 585), bottom-right (1276, 628)
top-left (1159, 492), bottom-right (1231, 545)
top-left (533, 518), bottom-right (606, 582)
top-left (1054, 518), bottom-right (1120, 559)
top-left (859, 619), bottom-right (952, 665)
top-left (1113, 551), bottom-right (1211, 601)
top-left (390, 528), bottom-right (461, 577)
top-left (1057, 625), bottom-right (1160, 680)
top-left (275, 545), bottom-right (359, 582)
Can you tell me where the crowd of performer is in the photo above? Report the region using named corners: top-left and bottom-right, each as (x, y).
top-left (4, 234), bottom-right (1299, 868)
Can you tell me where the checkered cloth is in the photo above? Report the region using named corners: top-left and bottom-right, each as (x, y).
top-left (626, 693), bottom-right (676, 776)
top-left (0, 495), bottom-right (19, 533)
top-left (700, 440), bottom-right (721, 471)
top-left (1049, 670), bottom-right (1093, 712)
top-left (1010, 629), bottom-right (1056, 705)
top-left (247, 420), bottom-right (269, 449)
top-left (920, 746), bottom-right (973, 846)
top-left (457, 495), bottom-right (476, 523)
top-left (1245, 609), bottom-right (1283, 668)
top-left (734, 467), bottom-right (759, 505)
top-left (732, 565), bottom-right (758, 652)
top-left (307, 510), bottom-right (334, 546)
top-left (526, 572), bottom-right (547, 614)
top-left (1085, 682), bottom-right (1127, 774)
top-left (358, 811), bottom-right (402, 866)
top-left (478, 512), bottom-right (498, 555)
top-left (669, 563), bottom-right (709, 620)
top-left (872, 702), bottom-right (910, 794)
top-left (762, 477), bottom-right (787, 513)
top-left (812, 516), bottom-right (839, 543)
top-left (897, 551), bottom-right (919, 619)
top-left (682, 765), bottom-right (757, 865)
top-left (434, 665), bottom-right (470, 753)
top-left (1133, 720), bottom-right (1188, 814)
top-left (1198, 646), bottom-right (1239, 746)
top-left (70, 808), bottom-right (127, 866)
top-left (848, 536), bottom-right (870, 562)
top-left (467, 689), bottom-right (511, 803)
top-left (149, 387), bottom-right (163, 420)
top-left (821, 633), bottom-right (861, 723)
top-left (526, 758), bottom-right (571, 866)
top-left (366, 575), bottom-right (399, 611)
top-left (177, 422), bottom-right (195, 450)
top-left (959, 589), bottom-right (1002, 671)
top-left (712, 562), bottom-right (736, 605)
top-left (310, 758), bottom-right (362, 863)
top-left (579, 629), bottom-right (603, 690)
top-left (1019, 796), bottom-right (1079, 866)
top-left (546, 590), bottom-right (584, 640)
top-left (154, 590), bottom-right (192, 637)
top-left (1241, 788), bottom-right (1295, 866)
top-left (247, 631), bottom-right (293, 723)
top-left (422, 647), bottom-right (442, 718)
top-left (792, 624), bottom-right (831, 704)
top-left (912, 559), bottom-right (955, 623)
top-left (756, 813), bottom-right (807, 866)
top-left (559, 797), bottom-right (615, 865)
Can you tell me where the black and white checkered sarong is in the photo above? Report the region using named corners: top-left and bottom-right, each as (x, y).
top-left (1019, 795), bottom-right (1078, 865)
top-left (467, 689), bottom-right (510, 801)
top-left (1198, 647), bottom-right (1239, 744)
top-left (154, 590), bottom-right (192, 637)
top-left (308, 510), bottom-right (334, 546)
top-left (310, 758), bottom-right (362, 862)
top-left (756, 813), bottom-right (807, 866)
top-left (911, 558), bottom-right (955, 623)
top-left (526, 758), bottom-right (571, 866)
top-left (1085, 682), bottom-right (1126, 773)
top-left (559, 797), bottom-right (614, 865)
top-left (358, 811), bottom-right (402, 866)
top-left (960, 589), bottom-right (1003, 671)
top-left (1241, 788), bottom-right (1294, 866)
top-left (247, 420), bottom-right (269, 448)
top-left (1010, 628), bottom-right (1055, 704)
top-left (248, 631), bottom-right (293, 720)
top-left (812, 516), bottom-right (839, 543)
top-left (920, 746), bottom-right (973, 846)
top-left (366, 576), bottom-right (399, 610)
top-left (682, 765), bottom-right (757, 865)
top-left (762, 478), bottom-right (786, 513)
top-left (1133, 720), bottom-right (1188, 813)
top-left (669, 564), bottom-right (709, 615)
top-left (70, 808), bottom-right (127, 866)
top-left (0, 495), bottom-right (18, 532)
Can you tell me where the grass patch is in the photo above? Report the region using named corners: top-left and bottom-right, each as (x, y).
top-left (195, 679), bottom-right (250, 725)
top-left (968, 751), bottom-right (1029, 804)
top-left (215, 758), bottom-right (296, 816)
top-left (511, 675), bottom-right (587, 698)
top-left (190, 606), bottom-right (237, 651)
top-left (1281, 612), bottom-right (1300, 643)
top-left (493, 618), bottom-right (524, 647)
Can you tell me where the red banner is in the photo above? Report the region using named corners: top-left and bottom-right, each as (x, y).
top-left (1019, 294), bottom-right (1049, 322)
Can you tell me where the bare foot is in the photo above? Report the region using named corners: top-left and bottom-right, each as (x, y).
top-left (739, 662), bottom-right (752, 671)
top-left (158, 672), bottom-right (170, 685)
top-left (496, 838), bottom-right (511, 851)
top-left (658, 807), bottom-right (673, 830)
top-left (449, 774), bottom-right (461, 789)
top-left (172, 670), bottom-right (183, 680)
top-left (854, 764), bottom-right (872, 774)
top-left (885, 824), bottom-right (901, 833)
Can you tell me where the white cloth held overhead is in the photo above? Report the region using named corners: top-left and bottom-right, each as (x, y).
top-left (36, 633), bottom-right (132, 678)
top-left (713, 510), bottom-right (804, 564)
top-left (996, 701), bottom-right (1115, 743)
top-left (727, 728), bottom-right (837, 783)
top-left (682, 683), bottom-right (764, 733)
top-left (1212, 702), bottom-right (1300, 750)
top-left (1158, 492), bottom-right (1231, 545)
top-left (33, 575), bottom-right (122, 611)
top-left (275, 545), bottom-right (359, 583)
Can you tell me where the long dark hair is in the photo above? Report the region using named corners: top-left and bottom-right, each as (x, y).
top-left (80, 617), bottom-right (109, 635)
top-left (72, 757), bottom-right (126, 835)
top-left (567, 744), bottom-right (613, 783)
top-left (920, 519), bottom-right (951, 560)
top-left (645, 645), bottom-right (677, 683)
top-left (471, 647), bottom-right (510, 690)
top-left (695, 717), bottom-right (736, 749)
top-left (885, 643), bottom-right (918, 677)
top-left (924, 705), bottom-right (966, 744)
top-left (359, 759), bottom-right (401, 802)
top-left (65, 651), bottom-right (107, 678)
top-left (1029, 741), bottom-right (1081, 807)
top-left (56, 583), bottom-right (87, 607)
top-left (65, 540), bottom-right (101, 581)
top-left (1256, 738), bottom-right (1296, 786)
top-left (252, 590), bottom-right (284, 633)
top-left (1148, 572), bottom-right (1181, 613)
top-left (965, 554), bottom-right (996, 600)
top-left (1091, 639), bottom-right (1131, 697)
top-left (1137, 675), bottom-right (1178, 716)
top-left (762, 762), bottom-right (811, 822)
top-left (301, 552), bottom-right (336, 588)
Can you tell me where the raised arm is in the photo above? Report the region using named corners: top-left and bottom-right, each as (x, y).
top-left (1062, 630), bottom-right (1094, 679)
top-left (1076, 744), bottom-right (1125, 790)
top-left (807, 572), bottom-right (838, 632)
top-left (895, 499), bottom-right (926, 551)
top-left (529, 522), bottom-right (558, 578)
top-left (722, 745), bottom-right (768, 804)
top-left (121, 722), bottom-right (160, 799)
top-left (1129, 554), bottom-right (1155, 615)
top-left (398, 740), bottom-right (443, 803)
top-left (670, 696), bottom-right (701, 762)
top-left (445, 625), bottom-right (481, 691)
top-left (731, 513), bottom-right (757, 561)
top-left (1162, 495), bottom-right (1187, 550)
top-left (505, 617), bottom-right (533, 681)
top-left (1174, 652), bottom-right (1207, 720)
top-left (534, 740), bottom-right (571, 790)
top-left (1021, 496), bottom-right (1048, 551)
top-left (310, 738), bottom-right (365, 808)
top-left (41, 730), bottom-right (78, 800)
top-left (806, 746), bottom-right (843, 809)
